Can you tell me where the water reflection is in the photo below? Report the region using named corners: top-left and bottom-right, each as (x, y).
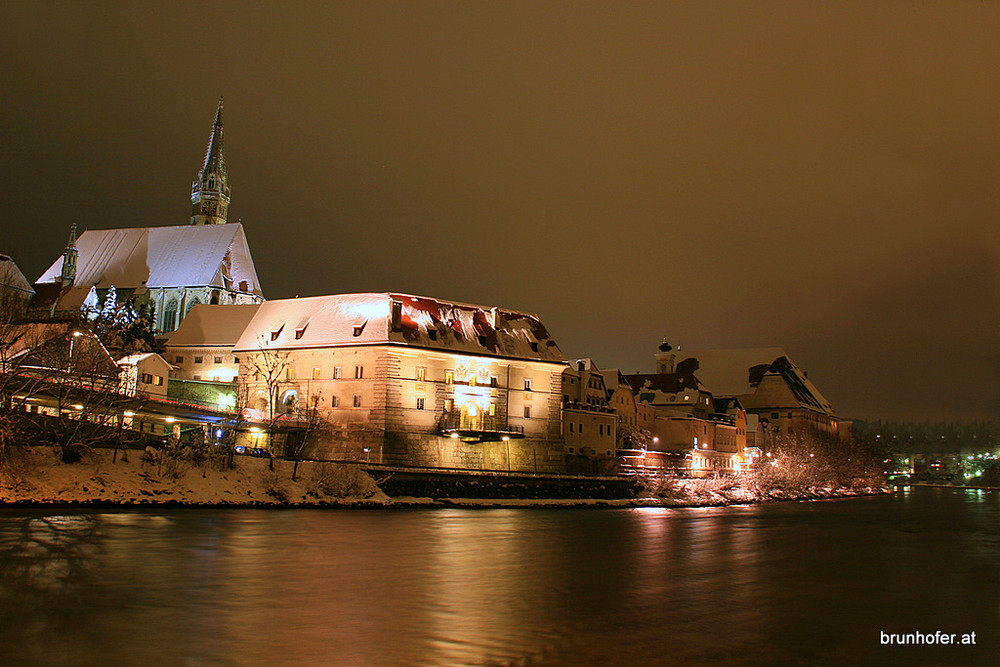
top-left (1, 490), bottom-right (998, 665)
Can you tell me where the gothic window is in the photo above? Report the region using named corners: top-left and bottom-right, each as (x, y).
top-left (185, 297), bottom-right (201, 316)
top-left (162, 299), bottom-right (179, 333)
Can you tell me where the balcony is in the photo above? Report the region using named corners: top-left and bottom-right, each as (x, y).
top-left (439, 411), bottom-right (525, 442)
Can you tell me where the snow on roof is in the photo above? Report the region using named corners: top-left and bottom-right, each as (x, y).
top-left (35, 223), bottom-right (261, 295)
top-left (166, 304), bottom-right (262, 347)
top-left (674, 348), bottom-right (835, 413)
top-left (0, 254), bottom-right (34, 296)
top-left (623, 372), bottom-right (704, 405)
top-left (117, 352), bottom-right (173, 369)
top-left (232, 293), bottom-right (566, 362)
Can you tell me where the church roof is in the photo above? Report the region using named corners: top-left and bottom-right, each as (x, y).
top-left (232, 293), bottom-right (566, 363)
top-left (0, 254), bottom-right (34, 296)
top-left (166, 303), bottom-right (262, 347)
top-left (35, 223), bottom-right (261, 295)
top-left (200, 99), bottom-right (225, 177)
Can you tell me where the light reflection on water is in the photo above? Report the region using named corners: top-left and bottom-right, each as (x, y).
top-left (1, 489), bottom-right (998, 665)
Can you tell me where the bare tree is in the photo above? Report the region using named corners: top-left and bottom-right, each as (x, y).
top-left (241, 335), bottom-right (293, 469)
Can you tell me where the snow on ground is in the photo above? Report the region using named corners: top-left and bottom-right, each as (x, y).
top-left (0, 447), bottom-right (888, 508)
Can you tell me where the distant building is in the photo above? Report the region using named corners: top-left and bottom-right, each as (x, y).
top-left (31, 101), bottom-right (264, 333)
top-left (667, 347), bottom-right (841, 440)
top-left (231, 293), bottom-right (569, 472)
top-left (561, 359), bottom-right (617, 473)
top-left (0, 254), bottom-right (34, 312)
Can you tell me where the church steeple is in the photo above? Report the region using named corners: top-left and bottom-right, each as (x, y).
top-left (59, 223), bottom-right (78, 286)
top-left (190, 98), bottom-right (231, 225)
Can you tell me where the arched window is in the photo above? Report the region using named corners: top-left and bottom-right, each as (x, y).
top-left (185, 297), bottom-right (201, 316)
top-left (281, 389), bottom-right (298, 415)
top-left (162, 298), bottom-right (179, 333)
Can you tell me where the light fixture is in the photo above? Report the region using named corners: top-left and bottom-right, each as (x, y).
top-left (165, 417), bottom-right (176, 423)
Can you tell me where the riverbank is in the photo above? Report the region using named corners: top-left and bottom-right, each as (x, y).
top-left (0, 446), bottom-right (889, 508)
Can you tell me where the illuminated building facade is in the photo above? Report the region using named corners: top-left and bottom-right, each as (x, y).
top-left (231, 293), bottom-right (569, 472)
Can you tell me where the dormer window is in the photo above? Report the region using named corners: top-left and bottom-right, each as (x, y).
top-left (530, 342), bottom-right (539, 352)
top-left (428, 329), bottom-right (438, 341)
top-left (270, 324), bottom-right (284, 342)
top-left (353, 320), bottom-right (367, 337)
top-left (295, 323), bottom-right (308, 340)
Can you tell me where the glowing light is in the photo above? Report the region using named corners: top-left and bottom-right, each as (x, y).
top-left (652, 436), bottom-right (659, 443)
top-left (123, 411), bottom-right (134, 417)
top-left (165, 417), bottom-right (176, 423)
top-left (72, 331), bottom-right (84, 337)
top-left (250, 427), bottom-right (261, 433)
top-left (450, 433), bottom-right (459, 439)
top-left (502, 436), bottom-right (510, 441)
top-left (73, 404), bottom-right (84, 410)
top-left (217, 393), bottom-right (236, 410)
top-left (467, 404), bottom-right (478, 417)
top-left (215, 428), bottom-right (223, 438)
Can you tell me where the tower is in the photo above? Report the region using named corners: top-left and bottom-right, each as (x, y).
top-left (190, 98), bottom-right (230, 225)
top-left (59, 223), bottom-right (78, 286)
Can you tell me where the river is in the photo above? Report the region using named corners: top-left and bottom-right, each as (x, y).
top-left (0, 487), bottom-right (997, 665)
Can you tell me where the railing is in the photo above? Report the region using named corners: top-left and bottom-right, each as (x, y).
top-left (438, 412), bottom-right (524, 438)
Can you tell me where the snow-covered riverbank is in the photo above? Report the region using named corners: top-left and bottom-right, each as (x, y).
top-left (0, 447), bottom-right (889, 508)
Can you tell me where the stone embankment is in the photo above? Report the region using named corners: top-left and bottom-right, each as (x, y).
top-left (0, 447), bottom-right (889, 508)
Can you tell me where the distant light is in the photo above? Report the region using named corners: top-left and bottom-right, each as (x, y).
top-left (165, 417), bottom-right (176, 423)
top-left (72, 331), bottom-right (84, 337)
top-left (215, 428), bottom-right (223, 438)
top-left (73, 404), bottom-right (84, 410)
top-left (123, 411), bottom-right (134, 417)
top-left (450, 433), bottom-right (459, 439)
top-left (250, 427), bottom-right (261, 433)
top-left (652, 437), bottom-right (659, 443)
top-left (501, 436), bottom-right (510, 441)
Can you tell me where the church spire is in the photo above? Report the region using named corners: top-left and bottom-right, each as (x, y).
top-left (59, 223), bottom-right (78, 286)
top-left (190, 98), bottom-right (231, 225)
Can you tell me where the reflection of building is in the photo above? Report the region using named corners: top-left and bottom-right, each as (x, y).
top-left (31, 101), bottom-right (264, 333)
top-left (231, 293), bottom-right (569, 471)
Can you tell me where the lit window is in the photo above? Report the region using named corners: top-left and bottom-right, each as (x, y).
top-left (286, 368), bottom-right (294, 381)
top-left (353, 395), bottom-right (362, 408)
top-left (445, 370), bottom-right (454, 385)
top-left (524, 378), bottom-right (532, 391)
top-left (214, 356), bottom-right (222, 364)
top-left (333, 366), bottom-right (342, 379)
top-left (488, 404), bottom-right (496, 416)
top-left (355, 365), bottom-right (363, 379)
top-left (444, 399), bottom-right (453, 412)
top-left (524, 406), bottom-right (531, 418)
top-left (416, 398), bottom-right (424, 410)
top-left (312, 367), bottom-right (321, 380)
top-left (154, 376), bottom-right (163, 386)
top-left (331, 396), bottom-right (340, 407)
top-left (416, 367), bottom-right (426, 381)
top-left (469, 376), bottom-right (477, 387)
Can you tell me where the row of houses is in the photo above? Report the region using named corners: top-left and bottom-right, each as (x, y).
top-left (1, 102), bottom-right (846, 477)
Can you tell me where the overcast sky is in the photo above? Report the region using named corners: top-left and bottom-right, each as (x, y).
top-left (2, 2), bottom-right (998, 423)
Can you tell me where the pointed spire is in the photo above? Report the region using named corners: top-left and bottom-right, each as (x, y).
top-left (191, 98), bottom-right (231, 224)
top-left (60, 223), bottom-right (78, 285)
top-left (200, 97), bottom-right (225, 176)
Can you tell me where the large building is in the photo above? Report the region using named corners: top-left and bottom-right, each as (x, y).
top-left (229, 293), bottom-right (570, 472)
top-left (32, 100), bottom-right (264, 332)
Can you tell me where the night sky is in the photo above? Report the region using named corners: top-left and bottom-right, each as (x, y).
top-left (2, 2), bottom-right (998, 423)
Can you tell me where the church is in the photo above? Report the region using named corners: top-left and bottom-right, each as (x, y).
top-left (32, 100), bottom-right (264, 333)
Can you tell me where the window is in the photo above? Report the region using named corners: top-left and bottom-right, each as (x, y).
top-left (415, 367), bottom-right (426, 382)
top-left (488, 404), bottom-right (496, 416)
top-left (194, 356), bottom-right (203, 364)
top-left (141, 373), bottom-right (153, 384)
top-left (599, 424), bottom-right (604, 436)
top-left (286, 368), bottom-right (294, 381)
top-left (524, 378), bottom-right (532, 391)
top-left (154, 376), bottom-right (163, 386)
top-left (353, 395), bottom-right (362, 408)
top-left (193, 375), bottom-right (201, 380)
top-left (428, 329), bottom-right (438, 341)
top-left (214, 356), bottom-right (222, 364)
top-left (445, 370), bottom-right (454, 384)
top-left (312, 367), bottom-right (321, 380)
top-left (174, 356), bottom-right (183, 364)
top-left (355, 365), bottom-right (363, 379)
top-left (444, 399), bottom-right (453, 412)
top-left (523, 406), bottom-right (531, 419)
top-left (569, 447), bottom-right (574, 453)
top-left (772, 412), bottom-right (779, 419)
top-left (569, 423), bottom-right (574, 433)
top-left (490, 376), bottom-right (498, 387)
top-left (416, 398), bottom-right (424, 410)
top-left (469, 375), bottom-right (477, 387)
top-left (333, 366), bottom-right (342, 379)
top-left (530, 342), bottom-right (539, 352)
top-left (331, 396), bottom-right (340, 407)
top-left (579, 423), bottom-right (583, 434)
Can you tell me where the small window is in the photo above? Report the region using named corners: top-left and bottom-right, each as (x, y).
top-left (193, 375), bottom-right (201, 380)
top-left (174, 356), bottom-right (183, 364)
top-left (214, 356), bottom-right (222, 364)
top-left (444, 399), bottom-right (453, 412)
top-left (353, 395), bottom-right (362, 408)
top-left (141, 373), bottom-right (153, 384)
top-left (355, 365), bottom-right (363, 379)
top-left (416, 398), bottom-right (424, 410)
top-left (233, 357), bottom-right (239, 364)
top-left (569, 447), bottom-right (574, 453)
top-left (333, 366), bottom-right (342, 379)
top-left (606, 450), bottom-right (611, 456)
top-left (331, 396), bottom-right (340, 407)
top-left (787, 412), bottom-right (793, 418)
top-left (295, 325), bottom-right (307, 340)
top-left (270, 325), bottom-right (283, 341)
top-left (599, 424), bottom-right (603, 436)
top-left (772, 412), bottom-right (779, 419)
top-left (428, 329), bottom-right (438, 341)
top-left (312, 367), bottom-right (321, 380)
top-left (530, 342), bottom-right (539, 352)
top-left (524, 378), bottom-right (532, 391)
top-left (194, 356), bottom-right (203, 364)
top-left (569, 423), bottom-right (574, 433)
top-left (488, 404), bottom-right (496, 416)
top-left (353, 321), bottom-right (366, 337)
top-left (415, 367), bottom-right (426, 381)
top-left (490, 376), bottom-right (498, 387)
top-left (469, 376), bottom-right (477, 387)
top-left (286, 368), bottom-right (295, 381)
top-left (445, 370), bottom-right (454, 385)
top-left (154, 376), bottom-right (163, 386)
top-left (579, 423), bottom-right (583, 434)
top-left (524, 406), bottom-right (531, 419)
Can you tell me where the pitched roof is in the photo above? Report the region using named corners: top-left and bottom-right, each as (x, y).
top-left (232, 293), bottom-right (566, 363)
top-left (165, 304), bottom-right (262, 347)
top-left (0, 254), bottom-right (34, 296)
top-left (674, 348), bottom-right (835, 413)
top-left (35, 223), bottom-right (261, 295)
